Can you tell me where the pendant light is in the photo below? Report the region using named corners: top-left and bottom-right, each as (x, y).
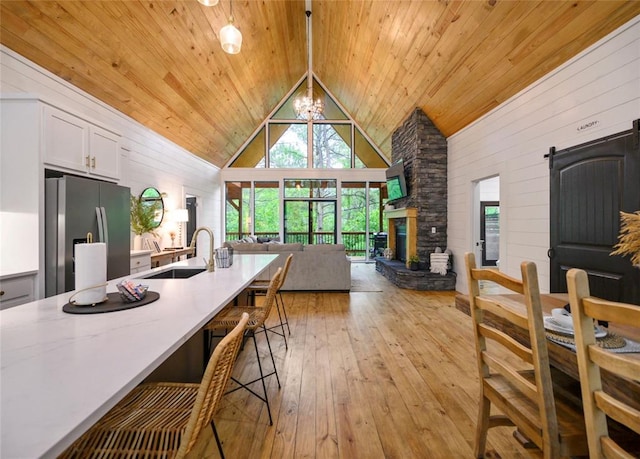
top-left (197, 0), bottom-right (219, 6)
top-left (220, 0), bottom-right (242, 54)
top-left (294, 1), bottom-right (324, 120)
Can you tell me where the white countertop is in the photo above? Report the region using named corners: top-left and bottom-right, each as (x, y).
top-left (0, 254), bottom-right (277, 458)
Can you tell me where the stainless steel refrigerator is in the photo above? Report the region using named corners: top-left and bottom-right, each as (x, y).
top-left (45, 175), bottom-right (131, 297)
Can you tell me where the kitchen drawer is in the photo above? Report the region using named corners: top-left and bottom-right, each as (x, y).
top-left (0, 274), bottom-right (35, 310)
top-left (130, 251), bottom-right (151, 274)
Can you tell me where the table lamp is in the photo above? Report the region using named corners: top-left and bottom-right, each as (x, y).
top-left (173, 209), bottom-right (189, 247)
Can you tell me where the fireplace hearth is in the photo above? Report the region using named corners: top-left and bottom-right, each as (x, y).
top-left (375, 258), bottom-right (456, 290)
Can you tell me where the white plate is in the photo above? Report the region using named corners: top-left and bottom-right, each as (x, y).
top-left (544, 316), bottom-right (607, 339)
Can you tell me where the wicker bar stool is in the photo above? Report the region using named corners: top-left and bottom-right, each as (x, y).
top-left (205, 268), bottom-right (282, 425)
top-left (246, 254), bottom-right (293, 349)
top-left (59, 312), bottom-right (250, 459)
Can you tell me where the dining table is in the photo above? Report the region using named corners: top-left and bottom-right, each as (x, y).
top-left (0, 254), bottom-right (277, 459)
top-left (455, 292), bottom-right (640, 411)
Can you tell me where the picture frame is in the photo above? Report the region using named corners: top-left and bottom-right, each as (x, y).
top-left (144, 238), bottom-right (162, 253)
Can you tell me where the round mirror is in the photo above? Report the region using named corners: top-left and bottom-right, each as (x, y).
top-left (140, 187), bottom-right (164, 229)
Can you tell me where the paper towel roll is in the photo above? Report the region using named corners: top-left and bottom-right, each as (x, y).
top-left (74, 243), bottom-right (107, 305)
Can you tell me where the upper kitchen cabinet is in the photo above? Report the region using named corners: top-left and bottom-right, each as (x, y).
top-left (43, 104), bottom-right (121, 181)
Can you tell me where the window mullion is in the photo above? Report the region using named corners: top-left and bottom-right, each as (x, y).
top-left (307, 120), bottom-right (313, 168)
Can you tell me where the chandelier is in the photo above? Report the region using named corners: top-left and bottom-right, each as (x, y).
top-left (294, 6), bottom-right (324, 120)
top-left (294, 95), bottom-right (324, 121)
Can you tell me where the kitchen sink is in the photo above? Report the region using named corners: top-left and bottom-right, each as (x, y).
top-left (139, 268), bottom-right (207, 279)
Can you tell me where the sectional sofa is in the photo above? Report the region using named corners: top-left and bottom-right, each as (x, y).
top-left (223, 242), bottom-right (351, 291)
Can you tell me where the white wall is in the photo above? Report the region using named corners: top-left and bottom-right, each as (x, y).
top-left (0, 46), bottom-right (221, 295)
top-left (448, 17), bottom-right (640, 294)
top-left (479, 176), bottom-right (499, 202)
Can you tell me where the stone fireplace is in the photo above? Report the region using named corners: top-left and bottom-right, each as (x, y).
top-left (376, 108), bottom-right (456, 290)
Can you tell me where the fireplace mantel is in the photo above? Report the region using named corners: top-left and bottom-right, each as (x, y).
top-left (384, 207), bottom-right (417, 267)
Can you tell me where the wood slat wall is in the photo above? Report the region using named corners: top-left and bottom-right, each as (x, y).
top-left (446, 16), bottom-right (640, 294)
top-left (1, 1), bottom-right (638, 167)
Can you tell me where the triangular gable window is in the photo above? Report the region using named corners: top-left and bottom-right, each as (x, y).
top-left (228, 75), bottom-right (386, 169)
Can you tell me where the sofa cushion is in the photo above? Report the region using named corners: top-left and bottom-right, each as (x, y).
top-left (267, 243), bottom-right (303, 252)
top-left (228, 243), bottom-right (268, 252)
top-left (303, 244), bottom-right (345, 252)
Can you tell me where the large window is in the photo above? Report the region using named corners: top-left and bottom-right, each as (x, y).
top-left (225, 179), bottom-right (387, 261)
top-left (341, 182), bottom-right (367, 257)
top-left (224, 75), bottom-right (389, 253)
top-left (254, 182), bottom-right (280, 239)
top-left (269, 124), bottom-right (307, 168)
top-left (225, 181), bottom-right (251, 241)
top-left (284, 179), bottom-right (336, 244)
top-left (313, 123), bottom-right (352, 168)
top-left (341, 182), bottom-right (386, 259)
top-left (228, 76), bottom-right (387, 169)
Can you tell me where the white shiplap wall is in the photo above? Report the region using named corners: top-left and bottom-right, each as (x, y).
top-left (448, 17), bottom-right (640, 294)
top-left (0, 46), bottom-right (221, 296)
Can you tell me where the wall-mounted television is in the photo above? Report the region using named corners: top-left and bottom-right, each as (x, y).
top-left (385, 160), bottom-right (408, 201)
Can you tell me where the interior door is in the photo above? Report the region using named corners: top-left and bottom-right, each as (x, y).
top-left (549, 121), bottom-right (640, 305)
top-left (480, 201), bottom-right (499, 266)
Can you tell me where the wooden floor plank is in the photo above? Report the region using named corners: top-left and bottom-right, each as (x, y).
top-left (201, 264), bottom-right (543, 459)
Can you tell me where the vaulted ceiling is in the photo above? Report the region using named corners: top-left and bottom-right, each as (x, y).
top-left (1, 1), bottom-right (638, 168)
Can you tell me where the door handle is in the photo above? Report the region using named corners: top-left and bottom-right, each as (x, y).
top-left (100, 207), bottom-right (109, 247)
top-left (547, 248), bottom-right (555, 259)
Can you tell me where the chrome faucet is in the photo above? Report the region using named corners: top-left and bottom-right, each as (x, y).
top-left (189, 226), bottom-right (215, 272)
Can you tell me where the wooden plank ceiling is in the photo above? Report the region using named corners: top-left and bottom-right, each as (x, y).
top-left (1, 1), bottom-right (639, 168)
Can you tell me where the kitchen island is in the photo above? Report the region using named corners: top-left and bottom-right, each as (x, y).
top-left (0, 254), bottom-right (277, 459)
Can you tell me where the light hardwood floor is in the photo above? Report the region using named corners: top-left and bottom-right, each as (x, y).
top-left (201, 263), bottom-right (544, 458)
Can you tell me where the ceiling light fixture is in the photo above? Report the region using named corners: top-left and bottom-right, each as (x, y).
top-left (294, 2), bottom-right (324, 121)
top-left (220, 0), bottom-right (242, 54)
top-left (197, 0), bottom-right (219, 6)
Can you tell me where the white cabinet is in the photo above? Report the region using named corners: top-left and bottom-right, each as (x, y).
top-left (130, 250), bottom-right (152, 274)
top-left (43, 105), bottom-right (120, 180)
top-left (0, 273), bottom-right (36, 310)
top-left (89, 126), bottom-right (120, 178)
top-left (43, 105), bottom-right (86, 172)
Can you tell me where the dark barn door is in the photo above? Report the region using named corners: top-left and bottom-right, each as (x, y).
top-left (549, 121), bottom-right (640, 305)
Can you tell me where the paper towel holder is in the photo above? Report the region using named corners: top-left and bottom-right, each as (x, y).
top-left (69, 282), bottom-right (108, 306)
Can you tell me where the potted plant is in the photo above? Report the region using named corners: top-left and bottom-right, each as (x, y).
top-left (130, 194), bottom-right (161, 250)
top-left (408, 254), bottom-right (420, 271)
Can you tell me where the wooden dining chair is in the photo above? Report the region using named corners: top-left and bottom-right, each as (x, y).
top-left (205, 268), bottom-right (282, 425)
top-left (567, 268), bottom-right (640, 459)
top-left (246, 253), bottom-right (293, 348)
top-left (464, 252), bottom-right (588, 459)
top-left (59, 312), bottom-right (250, 459)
